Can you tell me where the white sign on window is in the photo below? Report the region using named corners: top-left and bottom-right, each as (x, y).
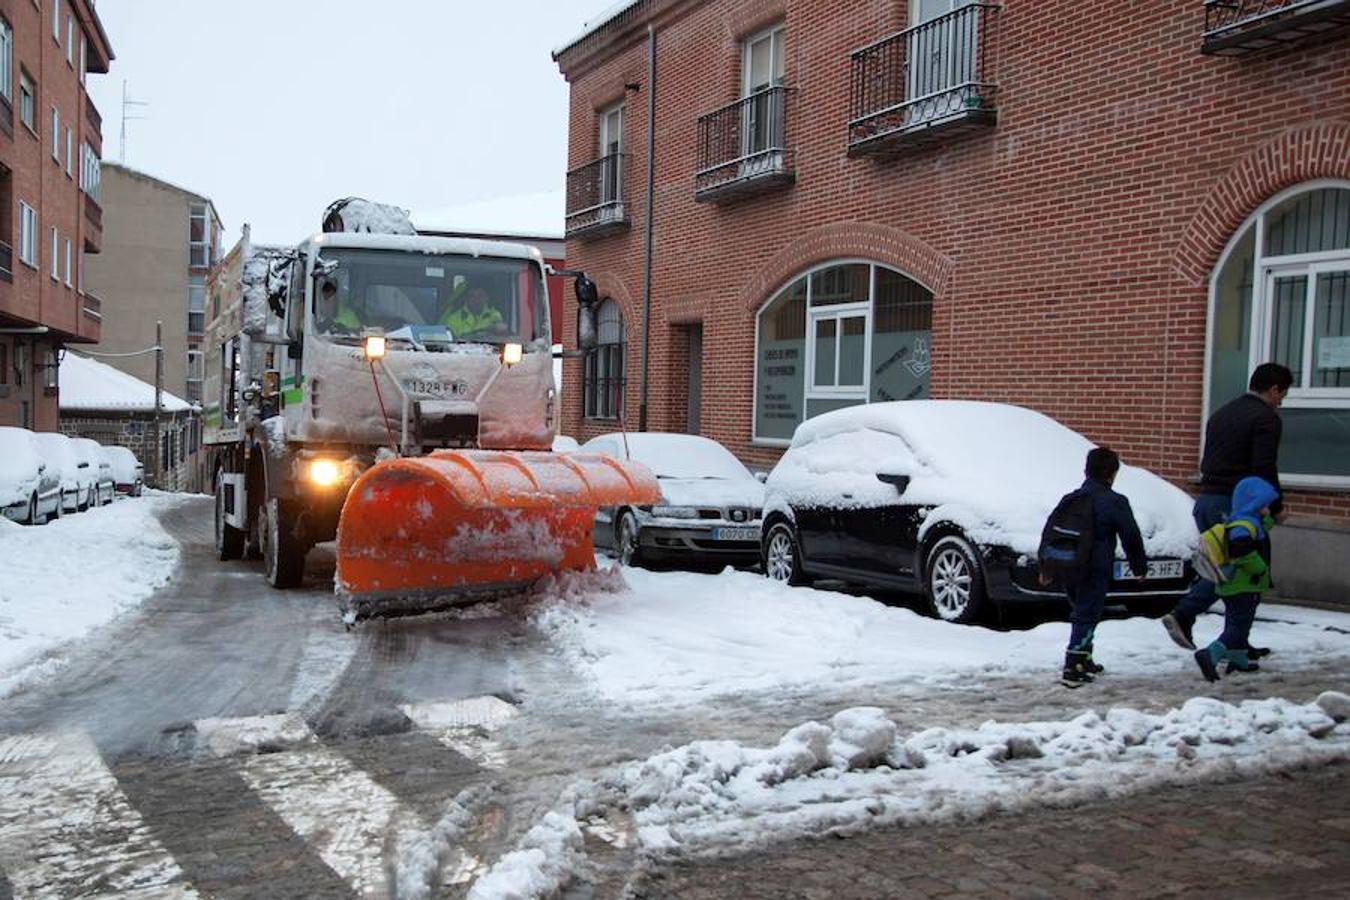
top-left (1318, 336), bottom-right (1350, 370)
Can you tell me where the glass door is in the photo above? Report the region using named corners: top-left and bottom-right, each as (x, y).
top-left (908, 0), bottom-right (976, 125)
top-left (599, 104), bottom-right (623, 207)
top-left (741, 26), bottom-right (785, 168)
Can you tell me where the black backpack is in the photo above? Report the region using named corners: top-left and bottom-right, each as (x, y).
top-left (1037, 489), bottom-right (1096, 586)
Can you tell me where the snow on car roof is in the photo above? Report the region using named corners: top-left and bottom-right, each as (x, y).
top-left (585, 432), bottom-right (755, 481)
top-left (771, 401), bottom-right (1196, 559)
top-left (304, 232), bottom-right (545, 264)
top-left (0, 427), bottom-right (42, 495)
top-left (59, 353), bottom-right (192, 413)
top-left (413, 190), bottom-right (564, 241)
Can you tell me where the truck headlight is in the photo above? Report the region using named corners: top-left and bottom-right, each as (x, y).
top-left (502, 342), bottom-right (523, 366)
top-left (652, 505), bottom-right (698, 519)
top-left (309, 459), bottom-right (342, 486)
top-left (364, 335), bottom-right (387, 360)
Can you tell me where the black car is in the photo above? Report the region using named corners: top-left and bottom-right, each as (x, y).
top-left (760, 401), bottom-right (1197, 623)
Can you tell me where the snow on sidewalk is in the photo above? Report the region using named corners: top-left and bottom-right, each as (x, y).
top-left (468, 693), bottom-right (1350, 898)
top-left (0, 494), bottom-right (182, 697)
top-left (529, 567), bottom-right (1350, 709)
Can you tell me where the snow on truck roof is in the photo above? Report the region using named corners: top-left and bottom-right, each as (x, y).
top-left (59, 353), bottom-right (192, 414)
top-left (303, 232), bottom-right (546, 263)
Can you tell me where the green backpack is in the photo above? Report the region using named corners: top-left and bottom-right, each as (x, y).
top-left (1192, 516), bottom-right (1258, 584)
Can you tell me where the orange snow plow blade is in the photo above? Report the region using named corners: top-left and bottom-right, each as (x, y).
top-left (335, 450), bottom-right (660, 624)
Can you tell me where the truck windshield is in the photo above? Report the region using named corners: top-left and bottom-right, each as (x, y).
top-left (312, 249), bottom-right (549, 345)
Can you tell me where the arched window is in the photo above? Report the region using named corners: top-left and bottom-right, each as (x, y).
top-left (1208, 183), bottom-right (1350, 484)
top-left (754, 261), bottom-right (932, 442)
top-left (584, 298), bottom-right (624, 419)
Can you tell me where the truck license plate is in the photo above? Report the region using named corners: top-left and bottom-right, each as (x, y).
top-left (403, 379), bottom-right (453, 396)
top-left (712, 526), bottom-right (760, 542)
top-left (1115, 559), bottom-right (1183, 580)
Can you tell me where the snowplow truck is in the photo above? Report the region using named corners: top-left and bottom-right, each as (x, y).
top-left (203, 202), bottom-right (658, 624)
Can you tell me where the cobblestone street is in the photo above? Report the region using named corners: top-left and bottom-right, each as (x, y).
top-left (632, 763), bottom-right (1350, 899)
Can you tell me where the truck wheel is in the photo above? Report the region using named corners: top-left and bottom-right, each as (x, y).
top-left (215, 471), bottom-right (245, 561)
top-left (262, 497), bottom-right (306, 589)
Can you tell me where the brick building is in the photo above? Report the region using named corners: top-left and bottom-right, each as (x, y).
top-left (554, 1), bottom-right (1350, 599)
top-left (0, 0), bottom-right (112, 431)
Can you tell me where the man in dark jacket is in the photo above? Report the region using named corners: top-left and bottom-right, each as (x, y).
top-left (1062, 447), bottom-right (1149, 688)
top-left (1161, 362), bottom-right (1292, 651)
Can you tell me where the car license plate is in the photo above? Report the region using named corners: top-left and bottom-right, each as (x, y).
top-left (1115, 559), bottom-right (1183, 580)
top-left (712, 526), bottom-right (760, 542)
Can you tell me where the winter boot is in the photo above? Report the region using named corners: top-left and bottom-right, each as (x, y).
top-left (1061, 650), bottom-right (1096, 688)
top-left (1194, 640), bottom-right (1225, 683)
top-left (1083, 644), bottom-right (1105, 676)
top-left (1162, 611), bottom-right (1196, 651)
top-left (1247, 646), bottom-right (1272, 660)
top-left (1225, 647), bottom-right (1260, 674)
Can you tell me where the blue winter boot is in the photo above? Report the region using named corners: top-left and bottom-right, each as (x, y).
top-left (1194, 640), bottom-right (1225, 683)
top-left (1225, 646), bottom-right (1260, 674)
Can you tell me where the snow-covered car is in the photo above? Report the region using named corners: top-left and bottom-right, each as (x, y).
top-left (71, 438), bottom-right (116, 506)
top-left (100, 446), bottom-right (145, 497)
top-left (762, 401), bottom-right (1198, 623)
top-left (552, 434), bottom-right (580, 453)
top-left (582, 432), bottom-right (765, 567)
top-left (0, 427), bottom-right (63, 524)
top-left (31, 431), bottom-right (92, 513)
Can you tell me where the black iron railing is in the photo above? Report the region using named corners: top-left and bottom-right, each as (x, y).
top-left (695, 86), bottom-right (794, 200)
top-left (848, 4), bottom-right (999, 154)
top-left (566, 153), bottom-right (629, 238)
top-left (0, 240), bottom-right (12, 282)
top-left (1202, 0), bottom-right (1350, 54)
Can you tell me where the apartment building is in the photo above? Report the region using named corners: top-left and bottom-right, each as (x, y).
top-left (84, 162), bottom-right (222, 405)
top-left (0, 0), bottom-right (113, 431)
top-left (555, 0), bottom-right (1350, 599)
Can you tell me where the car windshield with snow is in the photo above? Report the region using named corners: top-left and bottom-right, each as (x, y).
top-left (0, 428), bottom-right (63, 525)
top-left (761, 401), bottom-right (1198, 623)
top-left (30, 432), bottom-right (94, 513)
top-left (582, 432), bottom-right (766, 568)
top-left (313, 249), bottom-right (549, 349)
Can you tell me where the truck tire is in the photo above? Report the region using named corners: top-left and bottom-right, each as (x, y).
top-left (262, 497), bottom-right (306, 588)
top-left (215, 471), bottom-right (244, 561)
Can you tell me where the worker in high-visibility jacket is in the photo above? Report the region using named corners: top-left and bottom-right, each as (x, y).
top-left (441, 287), bottom-right (505, 337)
top-left (317, 279), bottom-right (364, 334)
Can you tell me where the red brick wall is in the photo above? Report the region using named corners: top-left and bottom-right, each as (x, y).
top-left (557, 0), bottom-right (1350, 524)
top-left (0, 0), bottom-right (109, 430)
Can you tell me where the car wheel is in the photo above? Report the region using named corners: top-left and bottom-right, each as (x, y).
top-left (763, 521), bottom-right (808, 586)
top-left (261, 497), bottom-right (306, 588)
top-left (616, 510), bottom-right (643, 567)
top-left (924, 534), bottom-right (987, 624)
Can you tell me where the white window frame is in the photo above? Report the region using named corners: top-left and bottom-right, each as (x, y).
top-left (65, 127), bottom-right (73, 177)
top-left (752, 259), bottom-right (933, 446)
top-left (189, 203), bottom-right (211, 268)
top-left (49, 226), bottom-right (59, 279)
top-left (65, 15), bottom-right (73, 66)
top-left (741, 24), bottom-right (785, 97)
top-left (63, 238), bottom-right (72, 286)
top-left (0, 18), bottom-right (12, 103)
top-left (19, 71), bottom-right (34, 131)
top-left (51, 0), bottom-right (60, 43)
top-left (1203, 178), bottom-right (1350, 489)
top-left (18, 202), bottom-right (38, 268)
top-left (50, 106), bottom-right (60, 161)
top-left (79, 35), bottom-right (86, 83)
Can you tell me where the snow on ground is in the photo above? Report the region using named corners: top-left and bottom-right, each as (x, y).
top-left (529, 567), bottom-right (1350, 710)
top-left (0, 493), bottom-right (182, 697)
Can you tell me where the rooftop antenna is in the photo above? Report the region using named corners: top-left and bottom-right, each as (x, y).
top-left (119, 79), bottom-right (149, 164)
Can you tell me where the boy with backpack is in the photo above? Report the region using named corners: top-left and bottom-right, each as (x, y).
top-left (1192, 476), bottom-right (1279, 682)
top-left (1039, 447), bottom-right (1148, 688)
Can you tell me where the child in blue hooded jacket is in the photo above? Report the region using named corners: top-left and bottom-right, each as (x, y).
top-left (1194, 476), bottom-right (1279, 682)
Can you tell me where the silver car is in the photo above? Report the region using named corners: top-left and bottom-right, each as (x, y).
top-left (0, 427), bottom-right (63, 524)
top-left (582, 432), bottom-right (766, 568)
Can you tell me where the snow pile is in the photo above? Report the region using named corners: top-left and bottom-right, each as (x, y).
top-left (584, 432), bottom-right (754, 481)
top-left (766, 401), bottom-right (1197, 559)
top-left (467, 810), bottom-right (585, 900)
top-left (0, 428), bottom-right (43, 509)
top-left (530, 567), bottom-right (1350, 709)
top-left (573, 694), bottom-right (1349, 861)
top-left (0, 494), bottom-right (182, 697)
top-left (59, 353), bottom-right (192, 413)
top-left (394, 786), bottom-right (491, 900)
top-left (323, 197), bottom-right (417, 236)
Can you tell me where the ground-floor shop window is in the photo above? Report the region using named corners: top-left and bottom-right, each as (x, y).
top-left (583, 298), bottom-right (624, 420)
top-left (754, 260), bottom-right (932, 443)
top-left (1208, 182), bottom-right (1350, 484)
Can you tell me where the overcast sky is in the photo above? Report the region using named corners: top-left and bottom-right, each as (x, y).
top-left (87, 1), bottom-right (610, 247)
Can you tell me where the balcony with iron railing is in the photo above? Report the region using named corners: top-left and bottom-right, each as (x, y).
top-left (0, 240), bottom-right (12, 283)
top-left (695, 86), bottom-right (795, 203)
top-left (83, 193), bottom-right (103, 252)
top-left (81, 292), bottom-right (102, 321)
top-left (565, 152), bottom-right (629, 239)
top-left (1202, 0), bottom-right (1350, 54)
top-left (848, 4), bottom-right (1000, 158)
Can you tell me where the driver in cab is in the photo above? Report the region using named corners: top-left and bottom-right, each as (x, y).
top-left (316, 279), bottom-right (364, 334)
top-left (441, 286), bottom-right (506, 337)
